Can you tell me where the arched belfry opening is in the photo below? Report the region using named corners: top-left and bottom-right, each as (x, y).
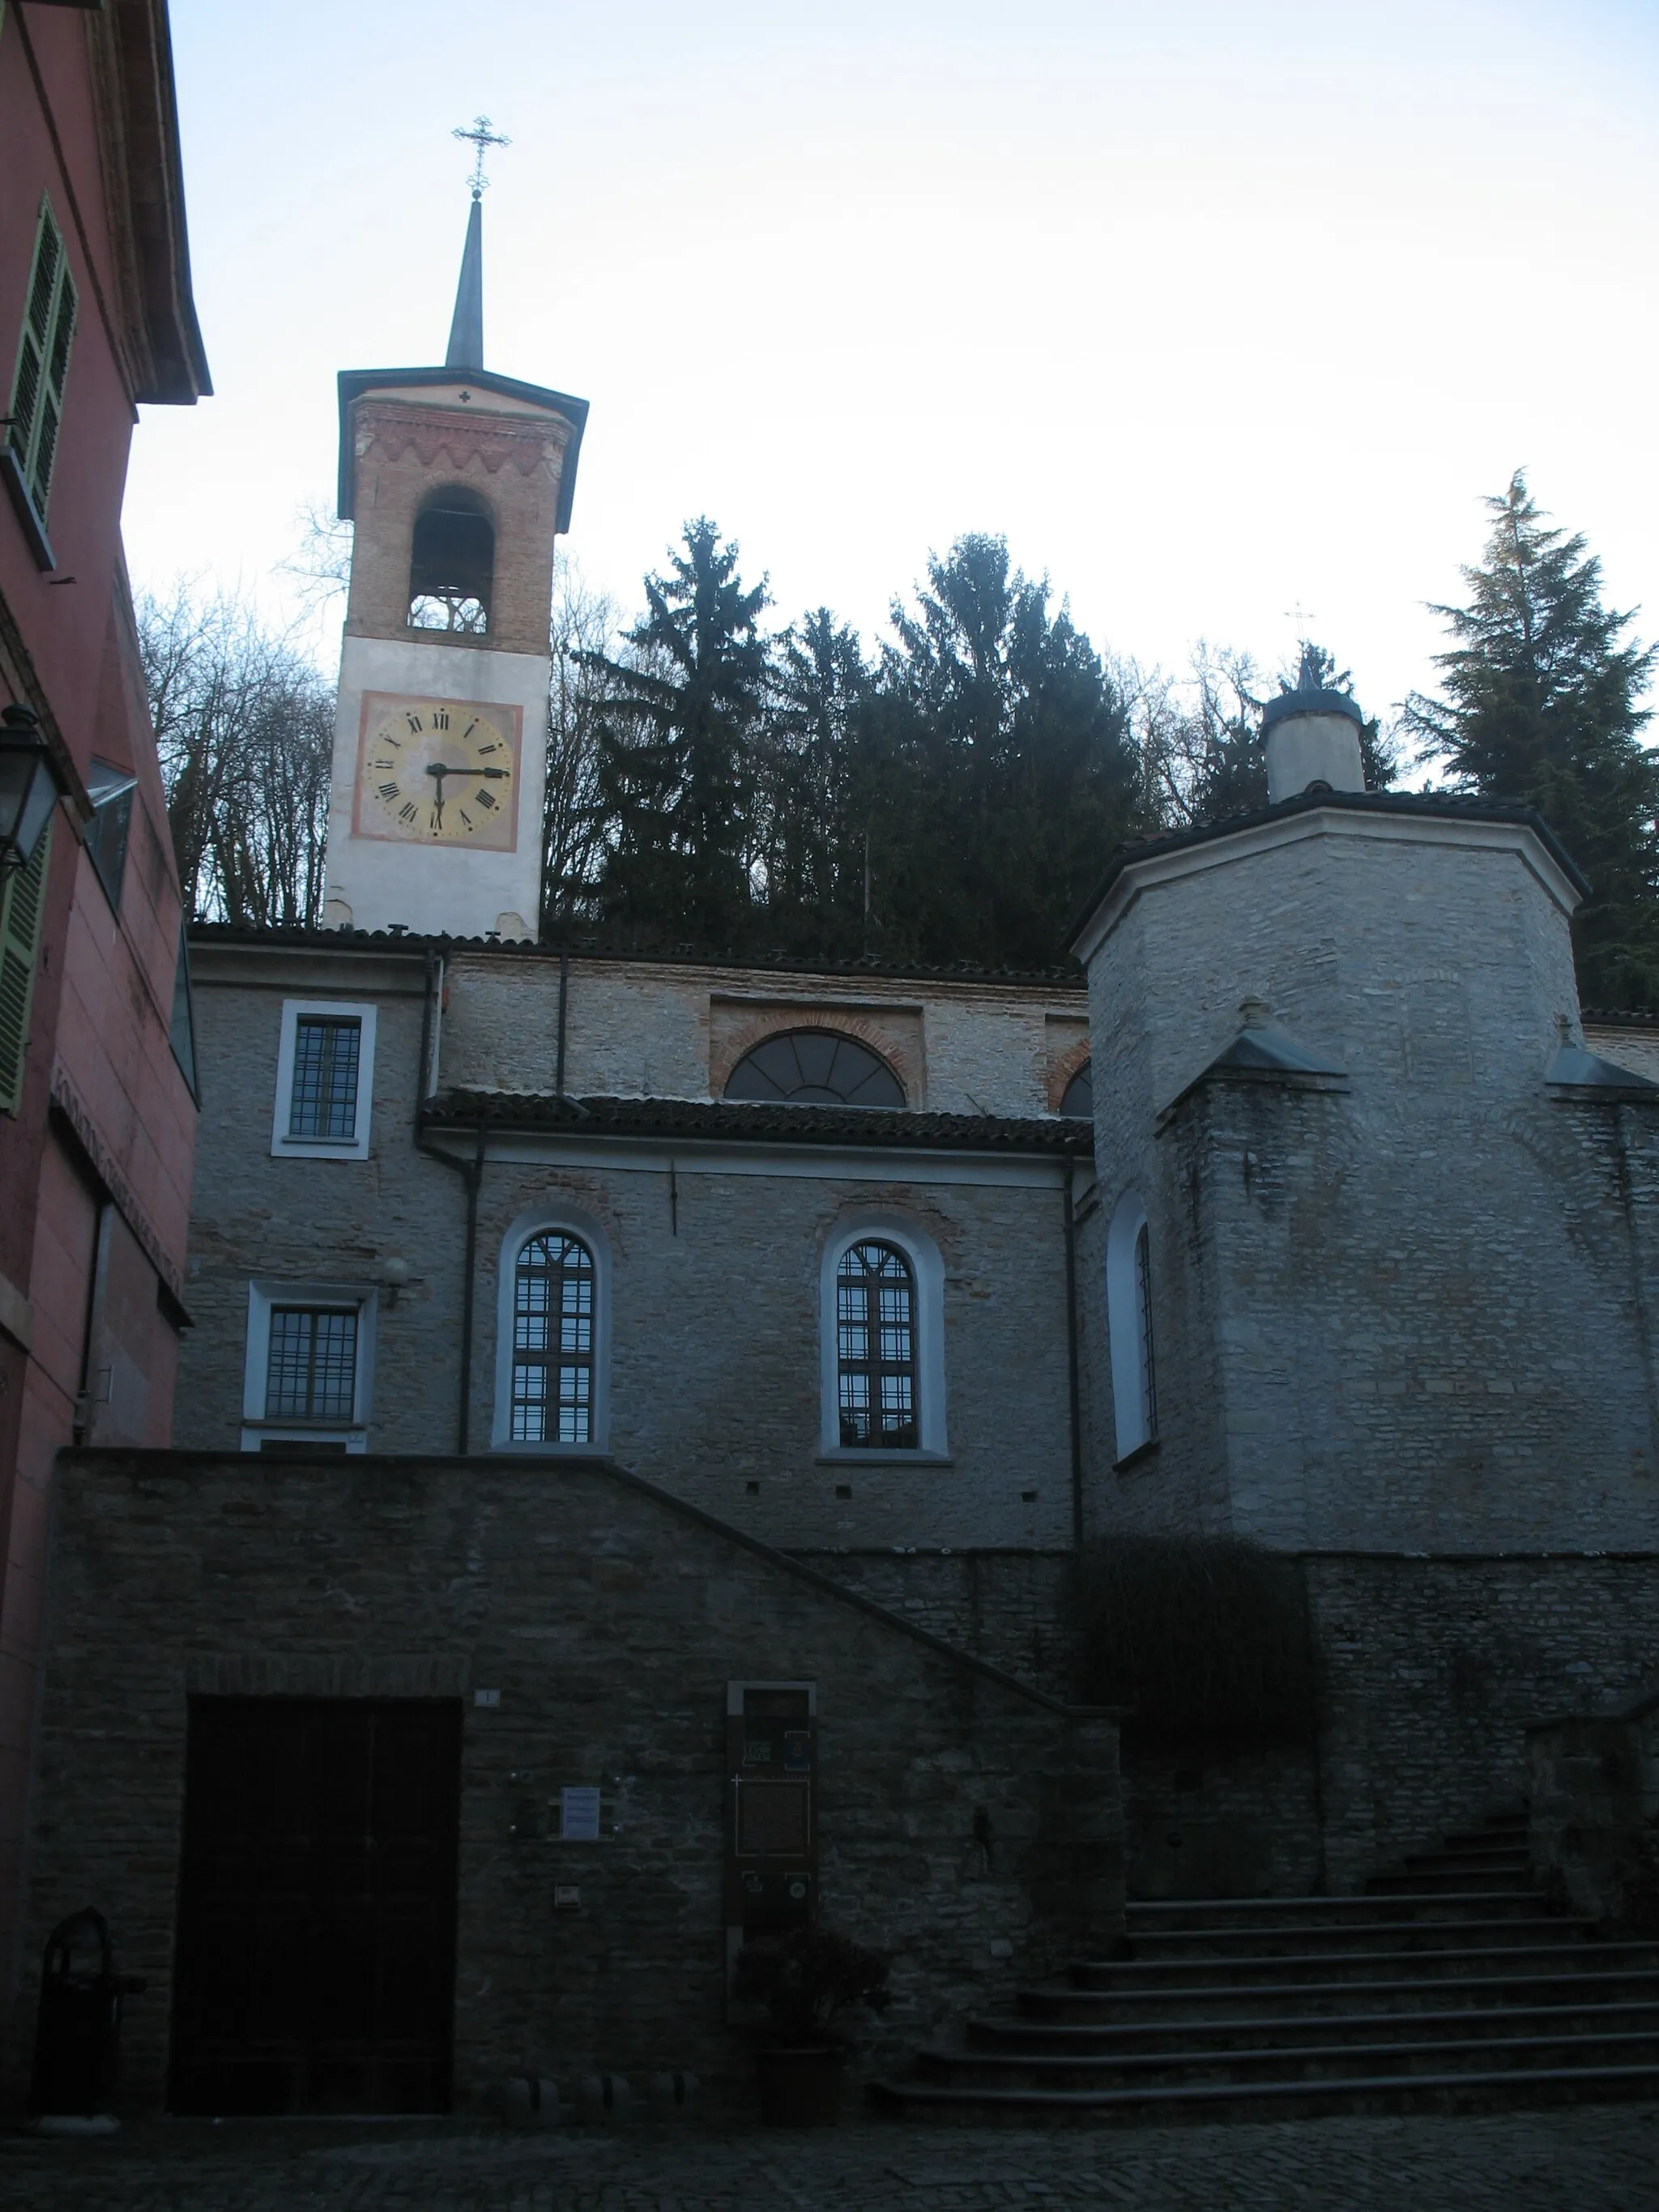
top-left (407, 486), bottom-right (494, 635)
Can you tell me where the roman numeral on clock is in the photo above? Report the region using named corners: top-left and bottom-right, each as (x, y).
top-left (433, 708), bottom-right (450, 728)
top-left (405, 711), bottom-right (424, 735)
top-left (377, 781), bottom-right (399, 800)
top-left (398, 801), bottom-right (418, 824)
top-left (475, 789), bottom-right (497, 810)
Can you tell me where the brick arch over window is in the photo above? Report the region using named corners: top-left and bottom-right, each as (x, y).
top-left (1047, 1033), bottom-right (1094, 1115)
top-left (407, 483), bottom-right (495, 634)
top-left (716, 1018), bottom-right (911, 1106)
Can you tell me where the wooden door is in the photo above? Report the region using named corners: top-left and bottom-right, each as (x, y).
top-left (169, 1698), bottom-right (461, 2114)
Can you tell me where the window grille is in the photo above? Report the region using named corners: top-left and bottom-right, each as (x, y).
top-left (265, 1306), bottom-right (359, 1421)
top-left (8, 198), bottom-right (77, 521)
top-left (288, 1016), bottom-right (361, 1140)
top-left (511, 1232), bottom-right (596, 1443)
top-left (726, 1029), bottom-right (904, 1107)
top-left (836, 1240), bottom-right (919, 1448)
top-left (1134, 1221), bottom-right (1158, 1440)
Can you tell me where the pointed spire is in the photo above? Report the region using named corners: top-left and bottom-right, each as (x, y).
top-left (445, 194), bottom-right (484, 371)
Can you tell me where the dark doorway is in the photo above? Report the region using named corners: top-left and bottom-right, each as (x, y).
top-left (169, 1698), bottom-right (461, 2114)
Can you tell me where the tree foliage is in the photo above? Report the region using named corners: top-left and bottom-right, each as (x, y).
top-left (136, 480), bottom-right (1653, 992)
top-left (1403, 470), bottom-right (1659, 1008)
top-left (138, 584), bottom-right (334, 927)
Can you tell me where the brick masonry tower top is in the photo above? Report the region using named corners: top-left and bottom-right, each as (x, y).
top-left (321, 184), bottom-right (589, 941)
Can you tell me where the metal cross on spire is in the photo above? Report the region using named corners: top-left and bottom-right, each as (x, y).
top-left (453, 115), bottom-right (510, 201)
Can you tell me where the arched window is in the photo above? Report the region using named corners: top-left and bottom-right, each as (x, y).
top-left (1060, 1061), bottom-right (1094, 1119)
top-left (407, 487), bottom-right (493, 634)
top-left (510, 1230), bottom-right (595, 1443)
top-left (1106, 1191), bottom-right (1158, 1462)
top-left (835, 1241), bottom-right (918, 1448)
top-left (725, 1029), bottom-right (904, 1107)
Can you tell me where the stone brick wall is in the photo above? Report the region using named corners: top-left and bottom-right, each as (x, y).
top-left (14, 1450), bottom-right (1122, 2117)
top-left (1108, 1552), bottom-right (1659, 1899)
top-left (343, 391), bottom-right (574, 658)
top-left (1083, 820), bottom-right (1659, 1550)
top-left (792, 1550), bottom-right (1076, 1693)
top-left (178, 948), bottom-right (1084, 1551)
top-left (438, 948), bottom-right (1088, 1118)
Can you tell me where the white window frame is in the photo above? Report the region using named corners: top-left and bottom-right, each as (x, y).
top-left (271, 999), bottom-right (377, 1160)
top-left (492, 1204), bottom-right (613, 1452)
top-left (1106, 1190), bottom-right (1158, 1462)
top-left (241, 1280), bottom-right (377, 1453)
top-left (818, 1215), bottom-right (949, 1463)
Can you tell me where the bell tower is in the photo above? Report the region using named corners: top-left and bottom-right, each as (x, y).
top-left (322, 121), bottom-right (588, 940)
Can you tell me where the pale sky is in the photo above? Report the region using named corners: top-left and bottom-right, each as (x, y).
top-left (122, 1), bottom-right (1659, 732)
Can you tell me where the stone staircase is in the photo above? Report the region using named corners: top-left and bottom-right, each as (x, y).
top-left (871, 1810), bottom-right (1659, 2123)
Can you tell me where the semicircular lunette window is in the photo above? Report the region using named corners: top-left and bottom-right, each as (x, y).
top-left (724, 1029), bottom-right (905, 1108)
top-left (1060, 1061), bottom-right (1094, 1119)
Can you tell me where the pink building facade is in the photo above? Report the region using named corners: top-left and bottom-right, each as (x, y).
top-left (0, 0), bottom-right (207, 2028)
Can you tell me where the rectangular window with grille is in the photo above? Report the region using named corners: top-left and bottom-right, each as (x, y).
top-left (288, 1016), bottom-right (361, 1140)
top-left (6, 198), bottom-right (77, 539)
top-left (265, 1306), bottom-right (359, 1422)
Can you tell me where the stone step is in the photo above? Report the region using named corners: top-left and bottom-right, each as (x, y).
top-left (915, 2023), bottom-right (1659, 2094)
top-left (966, 1997), bottom-right (1659, 2058)
top-left (1126, 1888), bottom-right (1551, 1932)
top-left (868, 2060), bottom-right (1659, 2126)
top-left (1367, 1866), bottom-right (1536, 1894)
top-left (1122, 1915), bottom-right (1588, 1957)
top-left (1064, 1940), bottom-right (1659, 1993)
top-left (1132, 1893), bottom-right (1557, 1929)
top-left (1018, 1963), bottom-right (1659, 2022)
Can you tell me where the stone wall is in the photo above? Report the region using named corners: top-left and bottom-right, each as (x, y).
top-left (178, 948), bottom-right (1084, 1550)
top-left (1106, 1552), bottom-right (1659, 1898)
top-left (438, 949), bottom-right (1088, 1119)
top-left (15, 1449), bottom-right (1122, 2117)
top-left (792, 1549), bottom-right (1076, 1693)
top-left (1082, 819), bottom-right (1659, 1551)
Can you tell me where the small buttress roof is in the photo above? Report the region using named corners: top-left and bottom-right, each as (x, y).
top-left (1162, 1008), bottom-right (1349, 1120)
top-left (1546, 1044), bottom-right (1659, 1101)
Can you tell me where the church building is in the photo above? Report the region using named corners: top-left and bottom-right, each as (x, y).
top-left (12, 181), bottom-right (1659, 2123)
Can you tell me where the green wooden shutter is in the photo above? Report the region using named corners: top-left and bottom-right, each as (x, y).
top-left (0, 819), bottom-right (52, 1116)
top-left (8, 199), bottom-right (76, 519)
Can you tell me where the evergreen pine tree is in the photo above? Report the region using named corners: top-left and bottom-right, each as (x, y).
top-left (867, 535), bottom-right (1140, 966)
top-left (1404, 471), bottom-right (1659, 1007)
top-left (595, 518), bottom-right (771, 948)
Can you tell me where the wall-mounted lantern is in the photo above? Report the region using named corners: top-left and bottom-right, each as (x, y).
top-left (0, 705), bottom-right (65, 873)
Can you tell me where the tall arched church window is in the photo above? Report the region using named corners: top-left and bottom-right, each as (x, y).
top-left (1106, 1193), bottom-right (1158, 1461)
top-left (1060, 1061), bottom-right (1094, 1118)
top-left (726, 1029), bottom-right (904, 1107)
top-left (407, 487), bottom-right (494, 634)
top-left (1134, 1221), bottom-right (1158, 1441)
top-left (836, 1241), bottom-right (919, 1448)
top-left (510, 1230), bottom-right (595, 1443)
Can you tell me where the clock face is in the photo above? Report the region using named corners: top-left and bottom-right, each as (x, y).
top-left (353, 692), bottom-right (522, 849)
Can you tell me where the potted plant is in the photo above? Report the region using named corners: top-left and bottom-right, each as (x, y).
top-left (731, 1924), bottom-right (891, 2125)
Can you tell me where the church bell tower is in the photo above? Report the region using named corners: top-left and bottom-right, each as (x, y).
top-left (322, 121), bottom-right (588, 940)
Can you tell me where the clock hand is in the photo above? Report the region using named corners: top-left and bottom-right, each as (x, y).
top-left (424, 761), bottom-right (450, 829)
top-left (476, 766), bottom-right (510, 778)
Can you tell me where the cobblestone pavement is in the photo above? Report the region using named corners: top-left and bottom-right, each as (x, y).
top-left (2, 2103), bottom-right (1657, 2212)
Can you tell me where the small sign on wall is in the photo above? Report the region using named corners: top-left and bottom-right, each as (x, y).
top-left (560, 1786), bottom-right (603, 1842)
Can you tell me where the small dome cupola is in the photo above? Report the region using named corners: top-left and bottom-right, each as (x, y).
top-left (1263, 645), bottom-right (1367, 803)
